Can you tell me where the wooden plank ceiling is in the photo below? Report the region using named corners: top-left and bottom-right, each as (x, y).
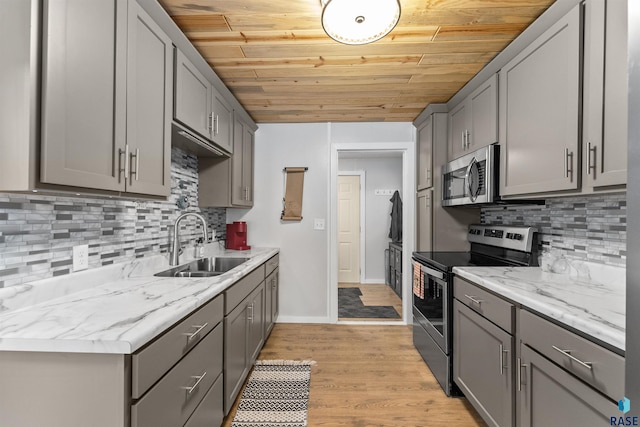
top-left (158, 0), bottom-right (556, 123)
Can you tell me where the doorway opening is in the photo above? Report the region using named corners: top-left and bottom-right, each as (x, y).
top-left (332, 148), bottom-right (412, 323)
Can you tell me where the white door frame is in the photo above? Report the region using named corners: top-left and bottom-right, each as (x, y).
top-left (329, 142), bottom-right (416, 325)
top-left (338, 171), bottom-right (366, 284)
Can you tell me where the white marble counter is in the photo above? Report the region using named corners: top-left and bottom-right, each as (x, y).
top-left (0, 246), bottom-right (279, 354)
top-left (453, 264), bottom-right (625, 352)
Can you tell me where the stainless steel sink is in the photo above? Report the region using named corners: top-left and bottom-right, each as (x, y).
top-left (155, 257), bottom-right (250, 278)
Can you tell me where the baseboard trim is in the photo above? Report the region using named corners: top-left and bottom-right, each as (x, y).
top-left (275, 316), bottom-right (333, 324)
top-left (360, 279), bottom-right (387, 285)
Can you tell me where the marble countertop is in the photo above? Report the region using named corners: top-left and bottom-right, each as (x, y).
top-left (0, 246), bottom-right (279, 354)
top-left (453, 265), bottom-right (625, 352)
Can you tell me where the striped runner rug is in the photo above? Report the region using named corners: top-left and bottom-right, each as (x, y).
top-left (230, 360), bottom-right (316, 427)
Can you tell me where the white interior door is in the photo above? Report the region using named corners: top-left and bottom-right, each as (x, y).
top-left (338, 175), bottom-right (360, 283)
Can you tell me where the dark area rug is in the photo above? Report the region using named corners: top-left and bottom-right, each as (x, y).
top-left (338, 287), bottom-right (400, 319)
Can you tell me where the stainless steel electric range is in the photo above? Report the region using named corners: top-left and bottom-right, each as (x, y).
top-left (411, 224), bottom-right (538, 396)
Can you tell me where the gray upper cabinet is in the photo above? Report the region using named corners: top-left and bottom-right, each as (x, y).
top-left (174, 49), bottom-right (212, 142)
top-left (126, 2), bottom-right (172, 196)
top-left (499, 4), bottom-right (581, 197)
top-left (211, 92), bottom-right (233, 153)
top-left (416, 189), bottom-right (432, 252)
top-left (174, 50), bottom-right (234, 155)
top-left (40, 0), bottom-right (127, 192)
top-left (583, 0), bottom-right (627, 189)
top-left (199, 114), bottom-right (255, 208)
top-left (37, 0), bottom-right (171, 196)
top-left (448, 74), bottom-right (498, 161)
top-left (417, 117), bottom-right (433, 190)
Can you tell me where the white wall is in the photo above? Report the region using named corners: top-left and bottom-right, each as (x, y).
top-left (228, 122), bottom-right (414, 323)
top-left (338, 156), bottom-right (403, 283)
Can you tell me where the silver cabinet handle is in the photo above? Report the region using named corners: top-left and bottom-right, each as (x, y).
top-left (564, 148), bottom-right (574, 179)
top-left (247, 303), bottom-right (254, 323)
top-left (130, 148), bottom-right (140, 181)
top-left (119, 144), bottom-right (130, 183)
top-left (587, 143), bottom-right (597, 176)
top-left (465, 130), bottom-right (471, 149)
top-left (461, 131), bottom-right (466, 151)
top-left (518, 358), bottom-right (526, 391)
top-left (215, 114), bottom-right (219, 135)
top-left (208, 113), bottom-right (213, 133)
top-left (182, 323), bottom-right (208, 342)
top-left (464, 294), bottom-right (483, 305)
top-left (552, 345), bottom-right (593, 370)
top-left (499, 344), bottom-right (508, 375)
top-left (118, 147), bottom-right (126, 183)
top-left (181, 372), bottom-right (207, 394)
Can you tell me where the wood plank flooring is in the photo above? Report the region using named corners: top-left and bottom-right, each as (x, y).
top-left (338, 283), bottom-right (403, 321)
top-left (222, 324), bottom-right (486, 427)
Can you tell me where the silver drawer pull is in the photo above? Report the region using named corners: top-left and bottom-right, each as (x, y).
top-left (499, 344), bottom-right (508, 375)
top-left (464, 294), bottom-right (483, 305)
top-left (518, 358), bottom-right (527, 391)
top-left (181, 372), bottom-right (207, 394)
top-left (183, 323), bottom-right (208, 342)
top-left (552, 345), bottom-right (593, 370)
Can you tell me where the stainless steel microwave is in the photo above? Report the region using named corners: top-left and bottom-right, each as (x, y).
top-left (442, 144), bottom-right (498, 206)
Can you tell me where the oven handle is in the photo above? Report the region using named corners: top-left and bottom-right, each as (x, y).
top-left (416, 263), bottom-right (445, 281)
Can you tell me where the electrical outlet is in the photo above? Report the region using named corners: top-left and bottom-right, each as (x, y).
top-left (72, 244), bottom-right (89, 272)
top-left (313, 218), bottom-right (325, 230)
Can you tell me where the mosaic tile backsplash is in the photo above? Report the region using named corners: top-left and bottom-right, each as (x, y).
top-left (0, 147), bottom-right (226, 288)
top-left (481, 192), bottom-right (626, 266)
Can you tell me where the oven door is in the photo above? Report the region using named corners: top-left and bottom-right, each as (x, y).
top-left (413, 262), bottom-right (449, 354)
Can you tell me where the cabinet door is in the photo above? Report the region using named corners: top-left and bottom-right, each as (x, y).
top-left (518, 345), bottom-right (617, 427)
top-left (125, 2), bottom-right (172, 196)
top-left (499, 5), bottom-right (581, 196)
top-left (231, 117), bottom-right (255, 207)
top-left (453, 300), bottom-right (513, 427)
top-left (223, 302), bottom-right (249, 415)
top-left (211, 91), bottom-right (233, 154)
top-left (40, 0), bottom-right (126, 191)
top-left (584, 0), bottom-right (627, 188)
top-left (247, 283), bottom-right (265, 365)
top-left (469, 73), bottom-right (498, 151)
top-left (416, 189), bottom-right (433, 252)
top-left (448, 101), bottom-right (468, 161)
top-left (417, 117), bottom-right (433, 190)
top-left (175, 50), bottom-right (212, 140)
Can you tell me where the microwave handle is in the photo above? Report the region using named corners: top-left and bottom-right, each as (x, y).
top-left (465, 157), bottom-right (479, 202)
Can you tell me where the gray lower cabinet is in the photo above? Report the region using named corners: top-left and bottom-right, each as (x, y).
top-left (388, 243), bottom-right (402, 298)
top-left (265, 268), bottom-right (279, 337)
top-left (223, 265), bottom-right (267, 415)
top-left (453, 299), bottom-right (514, 427)
top-left (518, 345), bottom-right (616, 427)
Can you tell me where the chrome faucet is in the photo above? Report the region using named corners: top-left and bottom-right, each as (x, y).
top-left (170, 212), bottom-right (209, 266)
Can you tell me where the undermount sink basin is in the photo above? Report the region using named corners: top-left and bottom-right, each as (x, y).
top-left (155, 257), bottom-right (250, 278)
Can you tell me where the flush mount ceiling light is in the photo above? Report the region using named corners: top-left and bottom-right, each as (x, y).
top-left (321, 0), bottom-right (401, 45)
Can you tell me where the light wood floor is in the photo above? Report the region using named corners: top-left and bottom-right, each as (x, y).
top-left (338, 283), bottom-right (403, 321)
top-left (222, 324), bottom-right (486, 427)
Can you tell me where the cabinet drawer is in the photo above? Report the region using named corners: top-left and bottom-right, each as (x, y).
top-left (520, 309), bottom-right (624, 401)
top-left (454, 277), bottom-right (514, 333)
top-left (132, 294), bottom-right (224, 398)
top-left (225, 264), bottom-right (265, 315)
top-left (183, 373), bottom-right (223, 427)
top-left (265, 253), bottom-right (279, 277)
top-left (131, 323), bottom-right (223, 427)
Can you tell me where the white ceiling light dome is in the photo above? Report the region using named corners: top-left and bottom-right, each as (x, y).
top-left (321, 0), bottom-right (401, 45)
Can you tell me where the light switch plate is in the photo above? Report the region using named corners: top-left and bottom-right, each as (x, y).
top-left (313, 218), bottom-right (325, 230)
top-left (72, 244), bottom-right (89, 272)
